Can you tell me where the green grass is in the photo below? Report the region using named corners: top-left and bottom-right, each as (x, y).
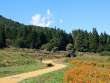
top-left (21, 69), bottom-right (65, 83)
top-left (0, 62), bottom-right (45, 77)
top-left (73, 55), bottom-right (110, 70)
top-left (0, 50), bottom-right (35, 67)
top-left (20, 54), bottom-right (110, 83)
top-left (0, 48), bottom-right (46, 77)
top-left (75, 55), bottom-right (110, 62)
top-left (20, 61), bottom-right (74, 83)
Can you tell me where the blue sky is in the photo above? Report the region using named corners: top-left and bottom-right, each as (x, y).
top-left (0, 0), bottom-right (110, 34)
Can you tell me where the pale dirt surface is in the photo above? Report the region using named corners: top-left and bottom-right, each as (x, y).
top-left (0, 59), bottom-right (66, 83)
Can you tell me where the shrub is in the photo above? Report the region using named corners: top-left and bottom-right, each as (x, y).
top-left (51, 47), bottom-right (58, 52)
top-left (66, 43), bottom-right (74, 51)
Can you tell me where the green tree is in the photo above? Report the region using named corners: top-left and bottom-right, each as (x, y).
top-left (72, 29), bottom-right (88, 52)
top-left (0, 27), bottom-right (6, 48)
top-left (66, 43), bottom-right (74, 51)
top-left (89, 28), bottom-right (99, 52)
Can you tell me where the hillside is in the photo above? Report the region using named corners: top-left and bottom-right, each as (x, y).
top-left (1, 15), bottom-right (110, 53)
top-left (0, 48), bottom-right (46, 77)
top-left (0, 15), bottom-right (70, 51)
top-left (0, 48), bottom-right (37, 67)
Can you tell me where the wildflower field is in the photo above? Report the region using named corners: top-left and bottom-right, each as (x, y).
top-left (64, 56), bottom-right (110, 83)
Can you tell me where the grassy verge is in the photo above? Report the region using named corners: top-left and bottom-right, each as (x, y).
top-left (20, 55), bottom-right (110, 83)
top-left (20, 60), bottom-right (74, 83)
top-left (73, 55), bottom-right (110, 68)
top-left (0, 48), bottom-right (46, 77)
top-left (21, 69), bottom-right (65, 83)
top-left (0, 62), bottom-right (46, 77)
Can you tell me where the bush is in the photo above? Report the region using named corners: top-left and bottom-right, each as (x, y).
top-left (41, 43), bottom-right (52, 51)
top-left (51, 47), bottom-right (58, 52)
top-left (66, 43), bottom-right (74, 51)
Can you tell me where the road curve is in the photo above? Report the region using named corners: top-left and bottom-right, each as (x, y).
top-left (0, 60), bottom-right (66, 83)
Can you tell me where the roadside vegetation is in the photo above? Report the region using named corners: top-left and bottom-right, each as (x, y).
top-left (20, 59), bottom-right (73, 83)
top-left (20, 69), bottom-right (66, 83)
top-left (65, 55), bottom-right (110, 83)
top-left (20, 54), bottom-right (110, 83)
top-left (0, 15), bottom-right (110, 83)
top-left (0, 48), bottom-right (46, 77)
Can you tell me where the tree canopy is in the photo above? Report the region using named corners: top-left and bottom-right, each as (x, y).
top-left (0, 15), bottom-right (110, 52)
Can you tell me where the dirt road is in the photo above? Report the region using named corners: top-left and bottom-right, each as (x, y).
top-left (0, 60), bottom-right (66, 83)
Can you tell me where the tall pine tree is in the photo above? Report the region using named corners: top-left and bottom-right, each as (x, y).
top-left (89, 28), bottom-right (99, 52)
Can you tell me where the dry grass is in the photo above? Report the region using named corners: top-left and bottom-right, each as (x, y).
top-left (64, 57), bottom-right (110, 83)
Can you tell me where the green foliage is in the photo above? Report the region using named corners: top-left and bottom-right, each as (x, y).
top-left (1, 15), bottom-right (110, 53)
top-left (41, 43), bottom-right (53, 51)
top-left (72, 29), bottom-right (89, 52)
top-left (0, 15), bottom-right (70, 50)
top-left (72, 28), bottom-right (110, 53)
top-left (51, 47), bottom-right (58, 52)
top-left (0, 26), bottom-right (6, 48)
top-left (66, 43), bottom-right (74, 51)
top-left (89, 28), bottom-right (99, 52)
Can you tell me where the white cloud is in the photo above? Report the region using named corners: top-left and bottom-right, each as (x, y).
top-left (31, 9), bottom-right (64, 27)
top-left (31, 9), bottom-right (52, 27)
top-left (47, 9), bottom-right (51, 16)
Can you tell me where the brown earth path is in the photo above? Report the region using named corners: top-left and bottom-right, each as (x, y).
top-left (0, 60), bottom-right (66, 83)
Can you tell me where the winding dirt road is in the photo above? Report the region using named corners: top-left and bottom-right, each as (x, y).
top-left (0, 60), bottom-right (66, 83)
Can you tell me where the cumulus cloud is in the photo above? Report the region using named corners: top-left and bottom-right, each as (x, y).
top-left (31, 9), bottom-right (64, 27)
top-left (31, 9), bottom-right (52, 27)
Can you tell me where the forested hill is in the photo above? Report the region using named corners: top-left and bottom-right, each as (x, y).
top-left (0, 15), bottom-right (110, 52)
top-left (0, 15), bottom-right (71, 50)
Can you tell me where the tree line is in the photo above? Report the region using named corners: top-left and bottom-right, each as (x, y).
top-left (0, 15), bottom-right (110, 52)
top-left (72, 28), bottom-right (110, 52)
top-left (0, 15), bottom-right (71, 51)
